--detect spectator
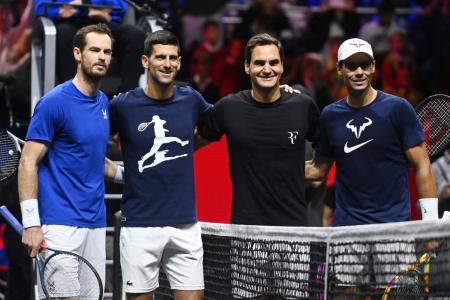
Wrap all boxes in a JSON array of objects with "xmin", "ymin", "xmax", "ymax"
[
  {"xmin": 0, "ymin": 0, "xmax": 31, "ymax": 75},
  {"xmin": 0, "ymin": 2, "xmax": 34, "ymax": 295},
  {"xmin": 381, "ymin": 30, "xmax": 420, "ymax": 105},
  {"xmin": 234, "ymin": 0, "xmax": 293, "ymax": 40},
  {"xmin": 0, "ymin": 0, "xmax": 32, "ymax": 124},
  {"xmin": 305, "ymin": 0, "xmax": 360, "ymax": 52},
  {"xmin": 359, "ymin": 0, "xmax": 405, "ymax": 63},
  {"xmin": 190, "ymin": 20, "xmax": 225, "ymax": 77},
  {"xmin": 34, "ymin": 0, "xmax": 145, "ymax": 94},
  {"xmin": 188, "ymin": 51, "xmax": 220, "ymax": 104},
  {"xmin": 211, "ymin": 38, "xmax": 249, "ymax": 97},
  {"xmin": 359, "ymin": 0, "xmax": 406, "ymax": 88},
  {"xmin": 298, "ymin": 52, "xmax": 333, "ymax": 111},
  {"xmin": 322, "ymin": 36, "xmax": 347, "ymax": 100},
  {"xmin": 410, "ymin": 0, "xmax": 450, "ymax": 96}
]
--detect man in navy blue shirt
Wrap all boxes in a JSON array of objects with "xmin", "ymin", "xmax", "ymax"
[
  {"xmin": 305, "ymin": 37, "xmax": 438, "ymax": 296},
  {"xmin": 110, "ymin": 30, "xmax": 211, "ymax": 300},
  {"xmin": 306, "ymin": 37, "xmax": 438, "ymax": 225}
]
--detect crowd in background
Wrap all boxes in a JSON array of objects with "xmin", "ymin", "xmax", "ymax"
[
  {"xmin": 1, "ymin": 0, "xmax": 450, "ymax": 113},
  {"xmin": 173, "ymin": 0, "xmax": 450, "ymax": 108},
  {"xmin": 0, "ymin": 0, "xmax": 450, "ymax": 297},
  {"xmin": 0, "ymin": 0, "xmax": 449, "ymax": 235}
]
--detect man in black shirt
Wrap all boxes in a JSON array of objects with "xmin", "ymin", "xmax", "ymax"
[
  {"xmin": 197, "ymin": 33, "xmax": 321, "ymax": 299},
  {"xmin": 198, "ymin": 33, "xmax": 320, "ymax": 227}
]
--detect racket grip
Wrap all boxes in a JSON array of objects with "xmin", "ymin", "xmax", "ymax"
[{"xmin": 0, "ymin": 205, "xmax": 24, "ymax": 235}]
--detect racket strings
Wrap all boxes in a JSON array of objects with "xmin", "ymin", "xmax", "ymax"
[
  {"xmin": 416, "ymin": 95, "xmax": 450, "ymax": 158},
  {"xmin": 40, "ymin": 252, "xmax": 101, "ymax": 299},
  {"xmin": 385, "ymin": 257, "xmax": 433, "ymax": 299},
  {"xmin": 0, "ymin": 131, "xmax": 20, "ymax": 181}
]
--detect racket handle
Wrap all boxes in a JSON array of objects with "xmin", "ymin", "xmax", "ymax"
[{"xmin": 0, "ymin": 205, "xmax": 24, "ymax": 235}]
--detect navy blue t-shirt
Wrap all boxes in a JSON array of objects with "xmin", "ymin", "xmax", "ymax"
[
  {"xmin": 317, "ymin": 91, "xmax": 424, "ymax": 226},
  {"xmin": 110, "ymin": 86, "xmax": 212, "ymax": 226},
  {"xmin": 26, "ymin": 80, "xmax": 110, "ymax": 227}
]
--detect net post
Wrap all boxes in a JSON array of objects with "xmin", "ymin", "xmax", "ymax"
[
  {"xmin": 113, "ymin": 210, "xmax": 122, "ymax": 300},
  {"xmin": 323, "ymin": 232, "xmax": 332, "ymax": 300}
]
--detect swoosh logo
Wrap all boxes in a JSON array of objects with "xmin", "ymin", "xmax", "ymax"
[{"xmin": 344, "ymin": 139, "xmax": 374, "ymax": 153}]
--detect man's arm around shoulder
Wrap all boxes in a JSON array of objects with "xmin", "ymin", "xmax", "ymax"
[{"xmin": 305, "ymin": 154, "xmax": 334, "ymax": 184}]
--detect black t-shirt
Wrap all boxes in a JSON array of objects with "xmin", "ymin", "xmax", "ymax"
[{"xmin": 198, "ymin": 90, "xmax": 320, "ymax": 226}]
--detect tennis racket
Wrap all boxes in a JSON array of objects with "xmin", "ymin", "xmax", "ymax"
[
  {"xmin": 415, "ymin": 94, "xmax": 450, "ymax": 161},
  {"xmin": 0, "ymin": 130, "xmax": 24, "ymax": 182},
  {"xmin": 0, "ymin": 205, "xmax": 103, "ymax": 300},
  {"xmin": 382, "ymin": 252, "xmax": 434, "ymax": 300}
]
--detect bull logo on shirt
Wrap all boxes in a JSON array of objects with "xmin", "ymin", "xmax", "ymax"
[
  {"xmin": 343, "ymin": 117, "xmax": 374, "ymax": 153},
  {"xmin": 346, "ymin": 117, "xmax": 372, "ymax": 139},
  {"xmin": 137, "ymin": 115, "xmax": 189, "ymax": 172}
]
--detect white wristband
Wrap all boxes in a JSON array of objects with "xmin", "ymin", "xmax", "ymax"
[
  {"xmin": 442, "ymin": 211, "xmax": 450, "ymax": 220},
  {"xmin": 113, "ymin": 165, "xmax": 124, "ymax": 184},
  {"xmin": 419, "ymin": 198, "xmax": 439, "ymax": 220},
  {"xmin": 20, "ymin": 199, "xmax": 41, "ymax": 228}
]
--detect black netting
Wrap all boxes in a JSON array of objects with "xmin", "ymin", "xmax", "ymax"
[{"xmin": 155, "ymin": 221, "xmax": 450, "ymax": 299}]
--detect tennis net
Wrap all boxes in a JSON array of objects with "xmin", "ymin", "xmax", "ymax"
[{"xmin": 154, "ymin": 220, "xmax": 450, "ymax": 299}]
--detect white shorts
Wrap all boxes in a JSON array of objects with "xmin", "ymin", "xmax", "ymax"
[
  {"xmin": 120, "ymin": 223, "xmax": 204, "ymax": 293},
  {"xmin": 39, "ymin": 225, "xmax": 106, "ymax": 300}
]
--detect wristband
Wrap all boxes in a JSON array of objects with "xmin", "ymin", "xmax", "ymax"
[
  {"xmin": 20, "ymin": 199, "xmax": 41, "ymax": 228},
  {"xmin": 443, "ymin": 211, "xmax": 450, "ymax": 220},
  {"xmin": 113, "ymin": 165, "xmax": 124, "ymax": 184},
  {"xmin": 419, "ymin": 198, "xmax": 439, "ymax": 220}
]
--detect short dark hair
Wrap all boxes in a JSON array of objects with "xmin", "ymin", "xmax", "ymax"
[
  {"xmin": 144, "ymin": 30, "xmax": 180, "ymax": 56},
  {"xmin": 73, "ymin": 23, "xmax": 113, "ymax": 52},
  {"xmin": 244, "ymin": 33, "xmax": 284, "ymax": 63}
]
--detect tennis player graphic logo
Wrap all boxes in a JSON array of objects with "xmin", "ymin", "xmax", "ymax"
[
  {"xmin": 138, "ymin": 115, "xmax": 189, "ymax": 172},
  {"xmin": 344, "ymin": 117, "xmax": 374, "ymax": 153}
]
